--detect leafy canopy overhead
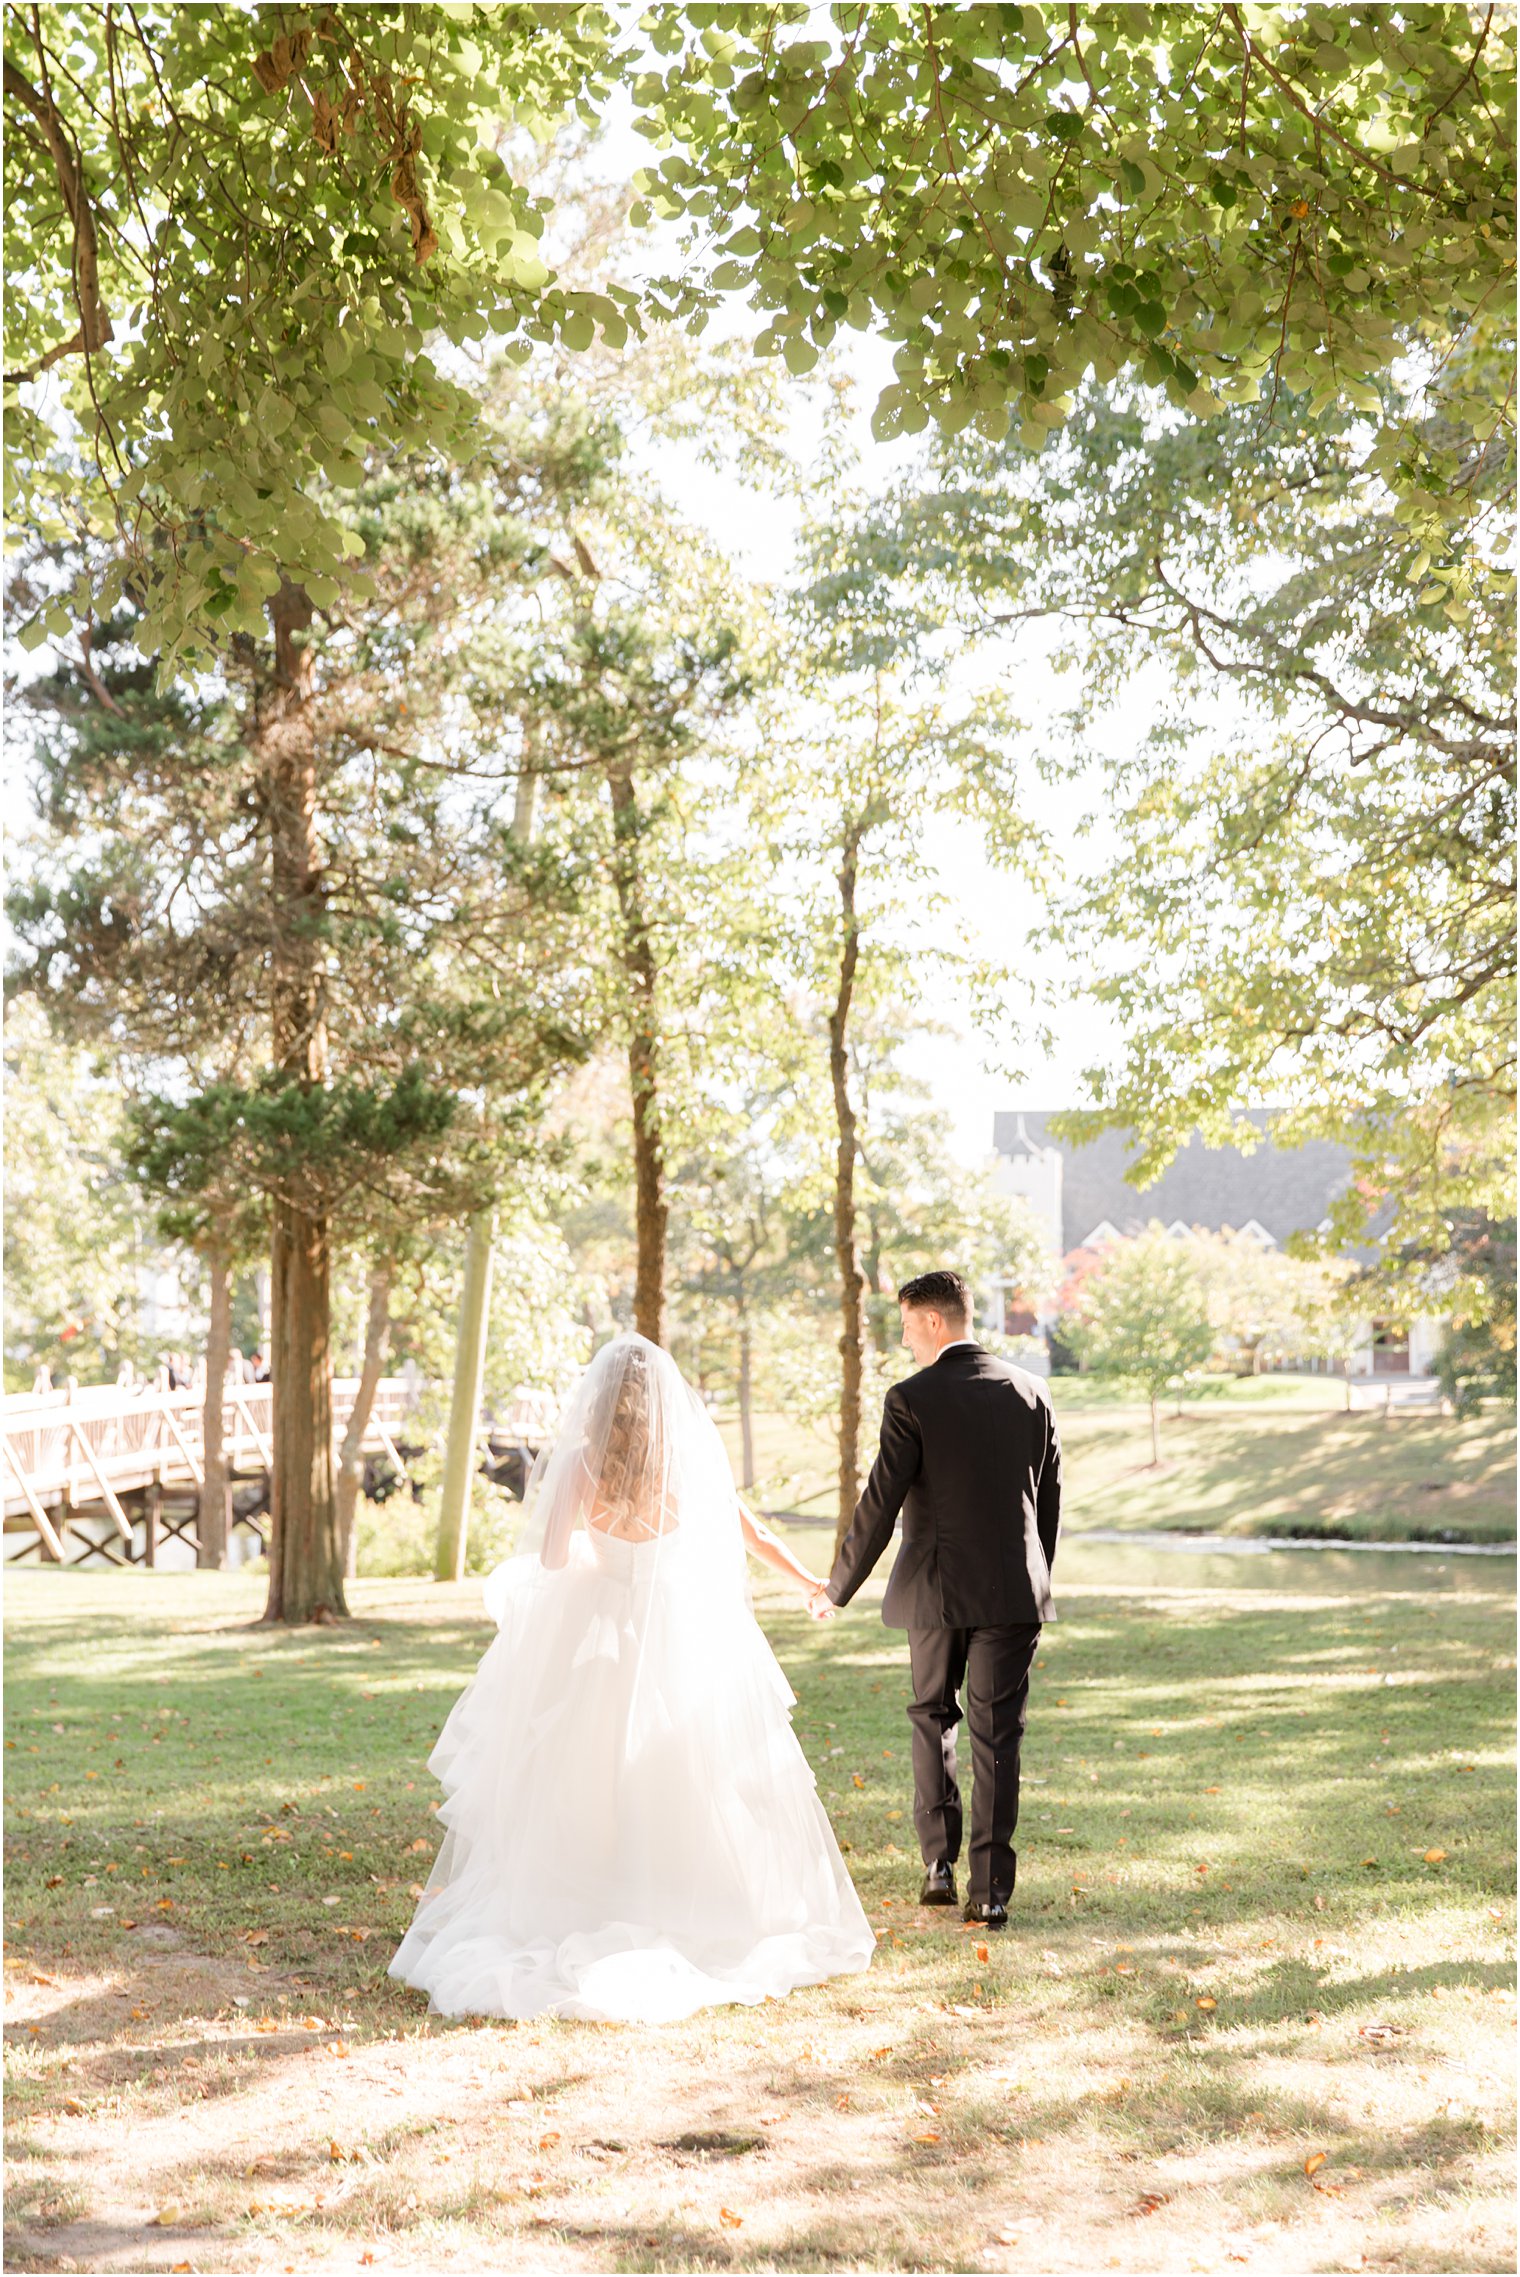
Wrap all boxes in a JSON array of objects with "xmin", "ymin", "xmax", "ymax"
[
  {"xmin": 4, "ymin": 3, "xmax": 634, "ymax": 666},
  {"xmin": 637, "ymin": 4, "xmax": 1514, "ymax": 464},
  {"xmin": 6, "ymin": 2, "xmax": 1513, "ymax": 666}
]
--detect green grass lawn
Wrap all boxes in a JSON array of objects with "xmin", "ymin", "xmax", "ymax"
[
  {"xmin": 4, "ymin": 1558, "xmax": 1514, "ymax": 2274},
  {"xmin": 717, "ymin": 1380, "xmax": 1518, "ymax": 1546}
]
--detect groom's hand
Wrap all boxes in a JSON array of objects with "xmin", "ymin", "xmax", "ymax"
[{"xmin": 807, "ymin": 1583, "xmax": 837, "ymax": 1622}]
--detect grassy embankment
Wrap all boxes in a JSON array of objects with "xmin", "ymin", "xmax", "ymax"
[
  {"xmin": 719, "ymin": 1375, "xmax": 1517, "ymax": 1546},
  {"xmin": 4, "ymin": 1558, "xmax": 1514, "ymax": 2274}
]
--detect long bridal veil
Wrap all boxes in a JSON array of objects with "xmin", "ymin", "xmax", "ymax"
[{"xmin": 387, "ymin": 1331, "xmax": 874, "ymax": 2022}]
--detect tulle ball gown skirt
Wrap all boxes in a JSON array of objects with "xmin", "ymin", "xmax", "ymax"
[{"xmin": 388, "ymin": 1529, "xmax": 875, "ymax": 2023}]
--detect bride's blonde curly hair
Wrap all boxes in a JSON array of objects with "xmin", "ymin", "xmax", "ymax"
[{"xmin": 584, "ymin": 1339, "xmax": 674, "ymax": 1537}]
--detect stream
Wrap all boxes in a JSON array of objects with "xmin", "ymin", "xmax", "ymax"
[{"xmin": 1056, "ymin": 1530, "xmax": 1516, "ymax": 1597}]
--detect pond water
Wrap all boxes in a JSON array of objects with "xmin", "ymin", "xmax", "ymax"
[{"xmin": 1056, "ymin": 1530, "xmax": 1516, "ymax": 1598}]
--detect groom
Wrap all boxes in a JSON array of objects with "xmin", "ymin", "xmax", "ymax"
[{"xmin": 811, "ymin": 1270, "xmax": 1061, "ymax": 1929}]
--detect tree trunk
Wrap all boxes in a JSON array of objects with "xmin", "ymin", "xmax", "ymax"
[
  {"xmin": 435, "ymin": 1214, "xmax": 495, "ymax": 1582},
  {"xmin": 1149, "ymin": 1391, "xmax": 1161, "ymax": 1467},
  {"xmin": 737, "ymin": 1296, "xmax": 756, "ymax": 1491},
  {"xmin": 434, "ymin": 754, "xmax": 538, "ymax": 1584},
  {"xmin": 197, "ymin": 1247, "xmax": 232, "ymax": 1569},
  {"xmin": 830, "ymin": 818, "xmax": 867, "ymax": 1551},
  {"xmin": 863, "ymin": 1215, "xmax": 890, "ymax": 1355},
  {"xmin": 337, "ymin": 1263, "xmax": 393, "ymax": 1580},
  {"xmin": 606, "ymin": 761, "xmax": 667, "ymax": 1344},
  {"xmin": 259, "ymin": 580, "xmax": 345, "ymax": 1624}
]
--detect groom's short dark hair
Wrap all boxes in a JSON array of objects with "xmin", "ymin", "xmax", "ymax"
[{"xmin": 898, "ymin": 1270, "xmax": 972, "ymax": 1323}]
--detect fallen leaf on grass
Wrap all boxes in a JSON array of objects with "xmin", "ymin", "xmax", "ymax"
[
  {"xmin": 1195, "ymin": 1996, "xmax": 1216, "ymax": 2011},
  {"xmin": 538, "ymin": 2132, "xmax": 560, "ymax": 2151},
  {"xmin": 913, "ymin": 2130, "xmax": 941, "ymax": 2144},
  {"xmin": 975, "ymin": 1943, "xmax": 990, "ymax": 1963},
  {"xmin": 719, "ymin": 2208, "xmax": 743, "ymax": 2228},
  {"xmin": 1357, "ymin": 2020, "xmax": 1405, "ymax": 2046},
  {"xmin": 242, "ymin": 1931, "xmax": 269, "ymax": 1947},
  {"xmin": 89, "ymin": 1904, "xmax": 115, "ymax": 1918},
  {"xmin": 1129, "ymin": 2192, "xmax": 1170, "ymax": 2217},
  {"xmin": 149, "ymin": 2201, "xmax": 184, "ymax": 2226},
  {"xmin": 1423, "ymin": 1848, "xmax": 1448, "ymax": 1863},
  {"xmin": 61, "ymin": 2096, "xmax": 87, "ymax": 2115},
  {"xmin": 403, "ymin": 1838, "xmax": 432, "ymax": 1855},
  {"xmin": 1303, "ymin": 2151, "xmax": 1327, "ymax": 2177}
]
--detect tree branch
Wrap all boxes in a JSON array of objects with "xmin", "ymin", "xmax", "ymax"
[{"xmin": 2, "ymin": 52, "xmax": 113, "ymax": 383}]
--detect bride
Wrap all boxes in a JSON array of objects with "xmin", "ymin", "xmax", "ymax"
[{"xmin": 388, "ymin": 1332, "xmax": 875, "ymax": 2023}]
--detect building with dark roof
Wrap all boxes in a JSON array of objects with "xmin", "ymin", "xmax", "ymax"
[
  {"xmin": 988, "ymin": 1111, "xmax": 1443, "ymax": 1379},
  {"xmin": 991, "ymin": 1109, "xmax": 1354, "ymax": 1256}
]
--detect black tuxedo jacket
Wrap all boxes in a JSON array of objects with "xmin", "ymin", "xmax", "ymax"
[{"xmin": 825, "ymin": 1343, "xmax": 1062, "ymax": 1629}]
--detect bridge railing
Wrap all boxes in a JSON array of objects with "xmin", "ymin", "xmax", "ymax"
[
  {"xmin": 2, "ymin": 1376, "xmax": 561, "ymax": 1521},
  {"xmin": 1, "ymin": 1378, "xmax": 416, "ymax": 1514}
]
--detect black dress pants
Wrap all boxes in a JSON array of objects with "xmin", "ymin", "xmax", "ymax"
[{"xmin": 906, "ymin": 1623, "xmax": 1041, "ymax": 1905}]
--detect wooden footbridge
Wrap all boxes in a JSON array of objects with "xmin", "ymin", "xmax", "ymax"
[
  {"xmin": 0, "ymin": 1378, "xmax": 428, "ymax": 1568},
  {"xmin": 2, "ymin": 1380, "xmax": 563, "ymax": 1574}
]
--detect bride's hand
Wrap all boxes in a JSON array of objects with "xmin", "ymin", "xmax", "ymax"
[{"xmin": 806, "ymin": 1581, "xmax": 837, "ymax": 1621}]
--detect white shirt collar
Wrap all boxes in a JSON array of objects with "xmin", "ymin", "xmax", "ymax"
[{"xmin": 934, "ymin": 1337, "xmax": 979, "ymax": 1360}]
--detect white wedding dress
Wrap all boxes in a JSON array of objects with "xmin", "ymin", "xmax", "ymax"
[{"xmin": 388, "ymin": 1335, "xmax": 874, "ymax": 2023}]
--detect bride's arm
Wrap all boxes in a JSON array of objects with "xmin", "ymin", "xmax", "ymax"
[{"xmin": 736, "ymin": 1496, "xmax": 828, "ymax": 1597}]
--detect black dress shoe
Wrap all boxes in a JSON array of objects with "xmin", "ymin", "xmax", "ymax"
[
  {"xmin": 919, "ymin": 1859, "xmax": 957, "ymax": 1906},
  {"xmin": 963, "ymin": 1898, "xmax": 1009, "ymax": 1929}
]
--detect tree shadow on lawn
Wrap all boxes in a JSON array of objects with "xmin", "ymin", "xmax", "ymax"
[
  {"xmin": 1087, "ymin": 1400, "xmax": 1516, "ymax": 1536},
  {"xmin": 9, "ymin": 1946, "xmax": 1511, "ymax": 2276}
]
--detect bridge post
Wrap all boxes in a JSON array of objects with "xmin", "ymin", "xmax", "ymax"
[{"xmin": 145, "ymin": 1480, "xmax": 160, "ymax": 1568}]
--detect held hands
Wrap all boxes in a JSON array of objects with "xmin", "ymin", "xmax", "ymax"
[{"xmin": 806, "ymin": 1581, "xmax": 838, "ymax": 1622}]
